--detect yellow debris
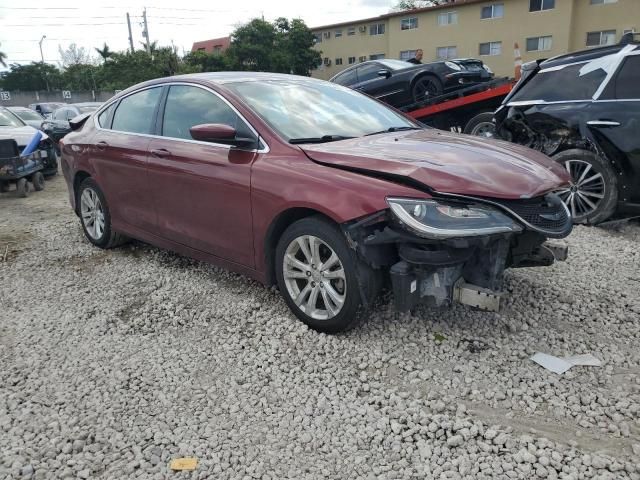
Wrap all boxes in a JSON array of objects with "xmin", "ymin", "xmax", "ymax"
[{"xmin": 169, "ymin": 457, "xmax": 198, "ymax": 471}]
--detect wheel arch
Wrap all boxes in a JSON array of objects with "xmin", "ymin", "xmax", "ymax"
[
  {"xmin": 73, "ymin": 170, "xmax": 92, "ymax": 214},
  {"xmin": 263, "ymin": 207, "xmax": 339, "ymax": 286}
]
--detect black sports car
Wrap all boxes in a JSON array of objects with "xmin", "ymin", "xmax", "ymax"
[
  {"xmin": 494, "ymin": 37, "xmax": 640, "ymax": 224},
  {"xmin": 329, "ymin": 58, "xmax": 493, "ymax": 108}
]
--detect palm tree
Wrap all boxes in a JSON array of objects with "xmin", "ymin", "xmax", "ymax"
[
  {"xmin": 0, "ymin": 42, "xmax": 7, "ymax": 68},
  {"xmin": 94, "ymin": 43, "xmax": 113, "ymax": 62}
]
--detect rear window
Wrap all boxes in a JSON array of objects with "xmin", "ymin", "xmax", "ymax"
[{"xmin": 510, "ymin": 62, "xmax": 607, "ymax": 102}]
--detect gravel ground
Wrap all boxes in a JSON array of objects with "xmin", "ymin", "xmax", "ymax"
[{"xmin": 1, "ymin": 175, "xmax": 639, "ymax": 480}]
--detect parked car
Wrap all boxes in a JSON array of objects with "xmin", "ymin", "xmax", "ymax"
[
  {"xmin": 0, "ymin": 106, "xmax": 57, "ymax": 176},
  {"xmin": 329, "ymin": 58, "xmax": 494, "ymax": 108},
  {"xmin": 28, "ymin": 102, "xmax": 66, "ymax": 119},
  {"xmin": 494, "ymin": 40, "xmax": 640, "ymax": 224},
  {"xmin": 42, "ymin": 102, "xmax": 102, "ymax": 147},
  {"xmin": 60, "ymin": 73, "xmax": 571, "ymax": 333},
  {"xmin": 7, "ymin": 106, "xmax": 45, "ymax": 130}
]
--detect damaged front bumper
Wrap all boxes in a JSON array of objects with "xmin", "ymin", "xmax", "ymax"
[{"xmin": 345, "ymin": 194, "xmax": 571, "ymax": 313}]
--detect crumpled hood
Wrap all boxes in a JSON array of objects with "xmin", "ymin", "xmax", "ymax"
[
  {"xmin": 300, "ymin": 129, "xmax": 570, "ymax": 199},
  {"xmin": 0, "ymin": 125, "xmax": 48, "ymax": 146}
]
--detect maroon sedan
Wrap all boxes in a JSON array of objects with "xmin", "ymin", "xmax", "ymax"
[{"xmin": 60, "ymin": 72, "xmax": 572, "ymax": 333}]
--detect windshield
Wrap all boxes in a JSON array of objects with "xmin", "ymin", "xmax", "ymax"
[
  {"xmin": 13, "ymin": 109, "xmax": 43, "ymax": 121},
  {"xmin": 78, "ymin": 106, "xmax": 99, "ymax": 113},
  {"xmin": 0, "ymin": 109, "xmax": 25, "ymax": 127},
  {"xmin": 377, "ymin": 59, "xmax": 414, "ymax": 71},
  {"xmin": 225, "ymin": 79, "xmax": 417, "ymax": 141}
]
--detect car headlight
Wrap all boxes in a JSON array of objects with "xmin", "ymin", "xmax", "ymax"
[
  {"xmin": 483, "ymin": 64, "xmax": 493, "ymax": 74},
  {"xmin": 444, "ymin": 61, "xmax": 462, "ymax": 71},
  {"xmin": 386, "ymin": 197, "xmax": 521, "ymax": 239}
]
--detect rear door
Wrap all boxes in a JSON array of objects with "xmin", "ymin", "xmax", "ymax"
[
  {"xmin": 591, "ymin": 53, "xmax": 640, "ymax": 203},
  {"xmin": 354, "ymin": 63, "xmax": 407, "ymax": 106},
  {"xmin": 91, "ymin": 87, "xmax": 162, "ymax": 232},
  {"xmin": 145, "ymin": 83, "xmax": 256, "ymax": 267}
]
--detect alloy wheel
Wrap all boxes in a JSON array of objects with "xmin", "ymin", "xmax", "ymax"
[
  {"xmin": 413, "ymin": 78, "xmax": 440, "ymax": 102},
  {"xmin": 80, "ymin": 187, "xmax": 105, "ymax": 240},
  {"xmin": 282, "ymin": 235, "xmax": 346, "ymax": 320},
  {"xmin": 556, "ymin": 159, "xmax": 605, "ymax": 219},
  {"xmin": 470, "ymin": 122, "xmax": 496, "ymax": 138}
]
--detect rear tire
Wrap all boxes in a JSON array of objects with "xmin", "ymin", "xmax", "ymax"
[
  {"xmin": 16, "ymin": 178, "xmax": 30, "ymax": 198},
  {"xmin": 77, "ymin": 178, "xmax": 128, "ymax": 249},
  {"xmin": 552, "ymin": 149, "xmax": 617, "ymax": 224},
  {"xmin": 275, "ymin": 216, "xmax": 380, "ymax": 333},
  {"xmin": 411, "ymin": 75, "xmax": 443, "ymax": 104},
  {"xmin": 464, "ymin": 112, "xmax": 496, "ymax": 137},
  {"xmin": 32, "ymin": 172, "xmax": 45, "ymax": 191}
]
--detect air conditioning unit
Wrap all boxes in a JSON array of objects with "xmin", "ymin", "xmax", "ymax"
[
  {"xmin": 359, "ymin": 25, "xmax": 367, "ymax": 33},
  {"xmin": 323, "ymin": 57, "xmax": 332, "ymax": 66}
]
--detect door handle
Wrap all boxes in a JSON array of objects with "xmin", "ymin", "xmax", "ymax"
[
  {"xmin": 96, "ymin": 141, "xmax": 108, "ymax": 151},
  {"xmin": 586, "ymin": 120, "xmax": 621, "ymax": 127},
  {"xmin": 150, "ymin": 148, "xmax": 171, "ymax": 158}
]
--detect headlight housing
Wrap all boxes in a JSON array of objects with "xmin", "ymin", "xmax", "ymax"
[
  {"xmin": 445, "ymin": 61, "xmax": 462, "ymax": 71},
  {"xmin": 387, "ymin": 197, "xmax": 521, "ymax": 239}
]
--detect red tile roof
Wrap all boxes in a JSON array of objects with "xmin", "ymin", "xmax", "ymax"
[{"xmin": 191, "ymin": 36, "xmax": 231, "ymax": 53}]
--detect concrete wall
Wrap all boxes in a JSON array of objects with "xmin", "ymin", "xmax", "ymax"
[
  {"xmin": 0, "ymin": 90, "xmax": 117, "ymax": 107},
  {"xmin": 312, "ymin": 0, "xmax": 638, "ymax": 80}
]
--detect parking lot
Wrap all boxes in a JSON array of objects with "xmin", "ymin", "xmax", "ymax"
[{"xmin": 0, "ymin": 175, "xmax": 639, "ymax": 479}]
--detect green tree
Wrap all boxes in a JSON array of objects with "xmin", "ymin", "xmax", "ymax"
[
  {"xmin": 226, "ymin": 17, "xmax": 320, "ymax": 75},
  {"xmin": 0, "ymin": 43, "xmax": 7, "ymax": 68},
  {"xmin": 95, "ymin": 43, "xmax": 113, "ymax": 62},
  {"xmin": 391, "ymin": 0, "xmax": 453, "ymax": 11},
  {"xmin": 58, "ymin": 43, "xmax": 92, "ymax": 67},
  {"xmin": 0, "ymin": 62, "xmax": 62, "ymax": 91},
  {"xmin": 62, "ymin": 63, "xmax": 100, "ymax": 90},
  {"xmin": 183, "ymin": 50, "xmax": 229, "ymax": 73}
]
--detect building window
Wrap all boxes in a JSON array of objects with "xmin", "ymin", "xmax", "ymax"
[
  {"xmin": 481, "ymin": 4, "xmax": 504, "ymax": 19},
  {"xmin": 335, "ymin": 29, "xmax": 343, "ymax": 38},
  {"xmin": 400, "ymin": 50, "xmax": 417, "ymax": 60},
  {"xmin": 323, "ymin": 57, "xmax": 331, "ymax": 66},
  {"xmin": 347, "ymin": 26, "xmax": 356, "ymax": 36},
  {"xmin": 437, "ymin": 11, "xmax": 457, "ymax": 25},
  {"xmin": 479, "ymin": 41, "xmax": 502, "ymax": 56},
  {"xmin": 323, "ymin": 31, "xmax": 331, "ymax": 39},
  {"xmin": 401, "ymin": 17, "xmax": 418, "ymax": 30},
  {"xmin": 335, "ymin": 58, "xmax": 343, "ymax": 65},
  {"xmin": 370, "ymin": 23, "xmax": 385, "ymax": 35},
  {"xmin": 590, "ymin": 0, "xmax": 617, "ymax": 4},
  {"xmin": 314, "ymin": 33, "xmax": 322, "ymax": 43},
  {"xmin": 437, "ymin": 46, "xmax": 458, "ymax": 59},
  {"xmin": 358, "ymin": 55, "xmax": 367, "ymax": 62},
  {"xmin": 586, "ymin": 30, "xmax": 617, "ymax": 46},
  {"xmin": 348, "ymin": 56, "xmax": 356, "ymax": 64},
  {"xmin": 529, "ymin": 0, "xmax": 555, "ymax": 11},
  {"xmin": 369, "ymin": 53, "xmax": 385, "ymax": 60},
  {"xmin": 526, "ymin": 36, "xmax": 553, "ymax": 52}
]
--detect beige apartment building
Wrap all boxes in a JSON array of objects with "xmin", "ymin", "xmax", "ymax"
[{"xmin": 310, "ymin": 0, "xmax": 639, "ymax": 80}]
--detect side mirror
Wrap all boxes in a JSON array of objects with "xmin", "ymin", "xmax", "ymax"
[
  {"xmin": 190, "ymin": 123, "xmax": 257, "ymax": 148},
  {"xmin": 378, "ymin": 69, "xmax": 392, "ymax": 79}
]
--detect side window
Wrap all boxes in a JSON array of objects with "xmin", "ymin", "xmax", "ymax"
[
  {"xmin": 112, "ymin": 87, "xmax": 162, "ymax": 134},
  {"xmin": 66, "ymin": 109, "xmax": 78, "ymax": 120},
  {"xmin": 161, "ymin": 85, "xmax": 252, "ymax": 141},
  {"xmin": 613, "ymin": 55, "xmax": 640, "ymax": 99},
  {"xmin": 357, "ymin": 64, "xmax": 381, "ymax": 82},
  {"xmin": 333, "ymin": 69, "xmax": 357, "ymax": 86},
  {"xmin": 53, "ymin": 109, "xmax": 67, "ymax": 120},
  {"xmin": 97, "ymin": 103, "xmax": 116, "ymax": 129},
  {"xmin": 510, "ymin": 62, "xmax": 607, "ymax": 102}
]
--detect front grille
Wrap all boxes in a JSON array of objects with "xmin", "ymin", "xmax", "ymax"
[{"xmin": 492, "ymin": 194, "xmax": 571, "ymax": 236}]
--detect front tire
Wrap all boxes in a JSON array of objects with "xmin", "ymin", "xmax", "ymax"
[
  {"xmin": 411, "ymin": 75, "xmax": 443, "ymax": 104},
  {"xmin": 16, "ymin": 178, "xmax": 30, "ymax": 198},
  {"xmin": 552, "ymin": 149, "xmax": 617, "ymax": 224},
  {"xmin": 77, "ymin": 178, "xmax": 127, "ymax": 248},
  {"xmin": 275, "ymin": 217, "xmax": 379, "ymax": 333},
  {"xmin": 464, "ymin": 112, "xmax": 496, "ymax": 137}
]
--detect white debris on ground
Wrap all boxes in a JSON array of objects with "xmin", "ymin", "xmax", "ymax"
[{"xmin": 1, "ymin": 176, "xmax": 639, "ymax": 480}]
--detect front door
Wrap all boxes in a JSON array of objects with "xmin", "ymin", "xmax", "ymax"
[{"xmin": 146, "ymin": 84, "xmax": 257, "ymax": 267}]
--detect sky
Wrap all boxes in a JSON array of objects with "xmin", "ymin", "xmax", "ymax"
[{"xmin": 0, "ymin": 0, "xmax": 393, "ymax": 71}]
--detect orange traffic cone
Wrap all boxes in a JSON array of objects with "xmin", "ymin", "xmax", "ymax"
[{"xmin": 514, "ymin": 42, "xmax": 522, "ymax": 80}]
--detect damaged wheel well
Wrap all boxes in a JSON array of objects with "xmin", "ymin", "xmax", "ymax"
[
  {"xmin": 73, "ymin": 171, "xmax": 91, "ymax": 214},
  {"xmin": 264, "ymin": 208, "xmax": 335, "ymax": 286}
]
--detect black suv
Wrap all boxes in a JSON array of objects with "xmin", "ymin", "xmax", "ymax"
[{"xmin": 494, "ymin": 37, "xmax": 639, "ymax": 224}]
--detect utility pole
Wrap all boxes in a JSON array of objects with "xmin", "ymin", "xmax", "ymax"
[
  {"xmin": 38, "ymin": 35, "xmax": 46, "ymax": 63},
  {"xmin": 142, "ymin": 8, "xmax": 151, "ymax": 55},
  {"xmin": 126, "ymin": 13, "xmax": 135, "ymax": 53}
]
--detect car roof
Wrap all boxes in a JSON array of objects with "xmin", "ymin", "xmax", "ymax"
[
  {"xmin": 70, "ymin": 102, "xmax": 102, "ymax": 107},
  {"xmin": 542, "ymin": 42, "xmax": 640, "ymax": 69}
]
